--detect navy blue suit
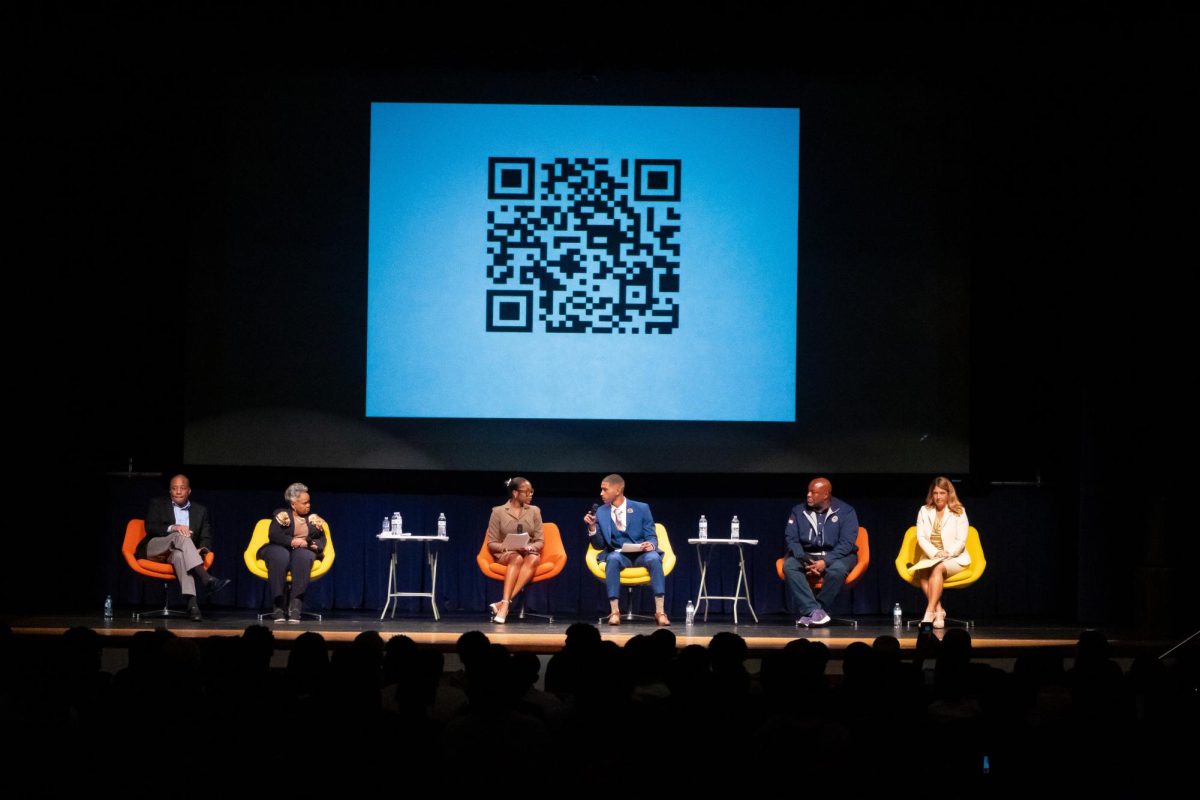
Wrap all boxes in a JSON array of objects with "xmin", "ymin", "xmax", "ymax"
[{"xmin": 589, "ymin": 499, "xmax": 666, "ymax": 599}]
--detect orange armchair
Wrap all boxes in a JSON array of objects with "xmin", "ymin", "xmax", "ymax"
[
  {"xmin": 477, "ymin": 522, "xmax": 567, "ymax": 622},
  {"xmin": 121, "ymin": 519, "xmax": 216, "ymax": 621},
  {"xmin": 775, "ymin": 527, "xmax": 870, "ymax": 628}
]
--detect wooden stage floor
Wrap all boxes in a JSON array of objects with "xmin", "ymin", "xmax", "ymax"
[{"xmin": 5, "ymin": 611, "xmax": 1179, "ymax": 658}]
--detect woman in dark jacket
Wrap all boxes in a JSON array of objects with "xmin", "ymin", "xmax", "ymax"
[{"xmin": 260, "ymin": 482, "xmax": 327, "ymax": 623}]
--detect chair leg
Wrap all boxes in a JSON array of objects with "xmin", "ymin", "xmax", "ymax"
[
  {"xmin": 796, "ymin": 614, "xmax": 859, "ymax": 630},
  {"xmin": 623, "ymin": 586, "xmax": 656, "ymax": 623},
  {"xmin": 595, "ymin": 582, "xmax": 656, "ymax": 625},
  {"xmin": 135, "ymin": 581, "xmax": 188, "ymax": 622},
  {"xmin": 255, "ymin": 580, "xmax": 274, "ymax": 622},
  {"xmin": 255, "ymin": 581, "xmax": 324, "ymax": 623},
  {"xmin": 516, "ymin": 582, "xmax": 554, "ymax": 624},
  {"xmin": 905, "ymin": 616, "xmax": 974, "ymax": 630}
]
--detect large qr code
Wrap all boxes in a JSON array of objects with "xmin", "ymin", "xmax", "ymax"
[{"xmin": 486, "ymin": 157, "xmax": 680, "ymax": 334}]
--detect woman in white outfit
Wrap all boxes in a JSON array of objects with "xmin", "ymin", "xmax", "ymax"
[{"xmin": 913, "ymin": 476, "xmax": 970, "ymax": 629}]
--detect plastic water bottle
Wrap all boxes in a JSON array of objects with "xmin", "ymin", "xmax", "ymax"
[
  {"xmin": 437, "ymin": 513, "xmax": 447, "ymax": 538},
  {"xmin": 685, "ymin": 600, "xmax": 696, "ymax": 626},
  {"xmin": 381, "ymin": 517, "xmax": 391, "ymax": 535},
  {"xmin": 104, "ymin": 595, "xmax": 113, "ymax": 621},
  {"xmin": 392, "ymin": 512, "xmax": 403, "ymax": 536},
  {"xmin": 698, "ymin": 515, "xmax": 708, "ymax": 541},
  {"xmin": 893, "ymin": 602, "xmax": 902, "ymax": 629},
  {"xmin": 730, "ymin": 515, "xmax": 740, "ymax": 540}
]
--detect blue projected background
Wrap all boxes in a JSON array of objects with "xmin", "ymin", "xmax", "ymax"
[{"xmin": 367, "ymin": 103, "xmax": 799, "ymax": 421}]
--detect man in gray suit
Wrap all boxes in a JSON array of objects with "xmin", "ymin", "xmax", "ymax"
[{"xmin": 142, "ymin": 474, "xmax": 229, "ymax": 620}]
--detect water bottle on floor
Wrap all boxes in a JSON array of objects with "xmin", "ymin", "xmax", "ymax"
[
  {"xmin": 893, "ymin": 602, "xmax": 902, "ymax": 630},
  {"xmin": 104, "ymin": 595, "xmax": 113, "ymax": 621},
  {"xmin": 685, "ymin": 600, "xmax": 696, "ymax": 626}
]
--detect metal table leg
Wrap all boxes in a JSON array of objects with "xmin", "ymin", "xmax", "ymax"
[
  {"xmin": 695, "ymin": 545, "xmax": 713, "ymax": 622},
  {"xmin": 428, "ymin": 544, "xmax": 440, "ymax": 622},
  {"xmin": 736, "ymin": 542, "xmax": 759, "ymax": 623}
]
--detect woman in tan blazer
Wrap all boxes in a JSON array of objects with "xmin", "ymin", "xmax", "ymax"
[{"xmin": 485, "ymin": 477, "xmax": 544, "ymax": 623}]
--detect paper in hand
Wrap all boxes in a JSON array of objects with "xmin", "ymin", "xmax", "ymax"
[{"xmin": 503, "ymin": 532, "xmax": 530, "ymax": 551}]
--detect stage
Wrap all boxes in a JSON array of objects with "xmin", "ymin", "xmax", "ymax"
[{"xmin": 5, "ymin": 611, "xmax": 1177, "ymax": 659}]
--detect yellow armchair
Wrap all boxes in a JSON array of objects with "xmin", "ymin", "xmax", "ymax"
[
  {"xmin": 894, "ymin": 525, "xmax": 985, "ymax": 628},
  {"xmin": 244, "ymin": 518, "xmax": 335, "ymax": 621},
  {"xmin": 586, "ymin": 523, "xmax": 675, "ymax": 622}
]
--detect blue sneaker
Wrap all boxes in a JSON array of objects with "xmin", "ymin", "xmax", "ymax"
[
  {"xmin": 796, "ymin": 615, "xmax": 811, "ymax": 626},
  {"xmin": 808, "ymin": 609, "xmax": 831, "ymax": 626}
]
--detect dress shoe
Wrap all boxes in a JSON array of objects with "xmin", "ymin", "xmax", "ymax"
[{"xmin": 204, "ymin": 577, "xmax": 231, "ymax": 599}]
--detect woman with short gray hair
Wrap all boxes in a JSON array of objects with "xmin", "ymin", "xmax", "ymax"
[{"xmin": 259, "ymin": 483, "xmax": 328, "ymax": 622}]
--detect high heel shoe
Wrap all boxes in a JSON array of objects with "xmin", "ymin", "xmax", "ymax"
[
  {"xmin": 921, "ymin": 611, "xmax": 934, "ymax": 624},
  {"xmin": 933, "ymin": 610, "xmax": 946, "ymax": 629},
  {"xmin": 489, "ymin": 599, "xmax": 509, "ymax": 624}
]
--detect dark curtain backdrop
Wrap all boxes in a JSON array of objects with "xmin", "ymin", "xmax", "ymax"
[{"xmin": 87, "ymin": 477, "xmax": 1064, "ymax": 623}]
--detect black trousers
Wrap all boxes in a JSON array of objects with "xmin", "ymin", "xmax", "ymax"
[{"xmin": 258, "ymin": 543, "xmax": 317, "ymax": 604}]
